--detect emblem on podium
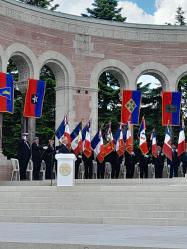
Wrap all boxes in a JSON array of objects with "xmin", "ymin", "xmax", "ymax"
[{"xmin": 59, "ymin": 163, "xmax": 72, "ymax": 176}]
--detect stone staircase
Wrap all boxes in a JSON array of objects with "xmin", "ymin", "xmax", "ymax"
[{"xmin": 0, "ymin": 178, "xmax": 187, "ymax": 226}]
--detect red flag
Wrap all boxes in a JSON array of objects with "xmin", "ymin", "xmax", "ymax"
[{"xmin": 126, "ymin": 122, "xmax": 133, "ymax": 154}]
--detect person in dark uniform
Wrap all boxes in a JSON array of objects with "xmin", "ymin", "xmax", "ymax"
[
  {"xmin": 152, "ymin": 146, "xmax": 165, "ymax": 178},
  {"xmin": 138, "ymin": 149, "xmax": 149, "ymax": 178},
  {"xmin": 43, "ymin": 139, "xmax": 55, "ymax": 179},
  {"xmin": 32, "ymin": 137, "xmax": 43, "ymax": 180},
  {"xmin": 97, "ymin": 157, "xmax": 105, "ymax": 179},
  {"xmin": 17, "ymin": 133, "xmax": 31, "ymax": 180},
  {"xmin": 167, "ymin": 144, "xmax": 180, "ymax": 178},
  {"xmin": 82, "ymin": 152, "xmax": 94, "ymax": 179},
  {"xmin": 125, "ymin": 151, "xmax": 135, "ymax": 178},
  {"xmin": 105, "ymin": 150, "xmax": 118, "ymax": 179},
  {"xmin": 58, "ymin": 136, "xmax": 71, "ymax": 154},
  {"xmin": 180, "ymin": 145, "xmax": 187, "ymax": 177}
]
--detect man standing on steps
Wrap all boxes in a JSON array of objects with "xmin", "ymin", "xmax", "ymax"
[
  {"xmin": 17, "ymin": 133, "xmax": 31, "ymax": 180},
  {"xmin": 32, "ymin": 137, "xmax": 43, "ymax": 180},
  {"xmin": 167, "ymin": 144, "xmax": 180, "ymax": 178}
]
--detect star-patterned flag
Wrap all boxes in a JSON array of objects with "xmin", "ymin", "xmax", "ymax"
[
  {"xmin": 121, "ymin": 90, "xmax": 141, "ymax": 125},
  {"xmin": 23, "ymin": 79, "xmax": 46, "ymax": 118}
]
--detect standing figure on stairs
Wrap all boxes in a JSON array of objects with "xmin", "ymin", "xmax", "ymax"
[
  {"xmin": 32, "ymin": 137, "xmax": 43, "ymax": 180},
  {"xmin": 17, "ymin": 133, "xmax": 31, "ymax": 180}
]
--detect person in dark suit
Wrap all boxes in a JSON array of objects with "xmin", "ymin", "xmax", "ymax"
[
  {"xmin": 97, "ymin": 157, "xmax": 105, "ymax": 179},
  {"xmin": 167, "ymin": 144, "xmax": 180, "ymax": 178},
  {"xmin": 179, "ymin": 145, "xmax": 187, "ymax": 177},
  {"xmin": 105, "ymin": 150, "xmax": 118, "ymax": 179},
  {"xmin": 32, "ymin": 137, "xmax": 43, "ymax": 180},
  {"xmin": 82, "ymin": 152, "xmax": 94, "ymax": 179},
  {"xmin": 17, "ymin": 133, "xmax": 31, "ymax": 180},
  {"xmin": 125, "ymin": 151, "xmax": 135, "ymax": 178},
  {"xmin": 138, "ymin": 149, "xmax": 149, "ymax": 178},
  {"xmin": 43, "ymin": 139, "xmax": 56, "ymax": 179},
  {"xmin": 58, "ymin": 136, "xmax": 71, "ymax": 154},
  {"xmin": 152, "ymin": 146, "xmax": 165, "ymax": 178}
]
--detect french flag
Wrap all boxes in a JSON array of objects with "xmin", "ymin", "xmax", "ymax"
[
  {"xmin": 163, "ymin": 126, "xmax": 172, "ymax": 161},
  {"xmin": 91, "ymin": 130, "xmax": 105, "ymax": 163},
  {"xmin": 82, "ymin": 121, "xmax": 92, "ymax": 158},
  {"xmin": 70, "ymin": 122, "xmax": 82, "ymax": 156},
  {"xmin": 23, "ymin": 79, "xmax": 46, "ymax": 118},
  {"xmin": 55, "ymin": 115, "xmax": 71, "ymax": 145},
  {"xmin": 114, "ymin": 124, "xmax": 125, "ymax": 157},
  {"xmin": 105, "ymin": 122, "xmax": 115, "ymax": 156},
  {"xmin": 125, "ymin": 122, "xmax": 133, "ymax": 154},
  {"xmin": 151, "ymin": 130, "xmax": 157, "ymax": 158},
  {"xmin": 178, "ymin": 119, "xmax": 186, "ymax": 157},
  {"xmin": 138, "ymin": 117, "xmax": 148, "ymax": 155}
]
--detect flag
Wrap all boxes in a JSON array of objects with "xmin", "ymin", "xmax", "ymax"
[
  {"xmin": 104, "ymin": 122, "xmax": 115, "ymax": 156},
  {"xmin": 55, "ymin": 115, "xmax": 71, "ymax": 145},
  {"xmin": 178, "ymin": 119, "xmax": 186, "ymax": 157},
  {"xmin": 114, "ymin": 124, "xmax": 125, "ymax": 157},
  {"xmin": 91, "ymin": 130, "xmax": 105, "ymax": 163},
  {"xmin": 126, "ymin": 122, "xmax": 133, "ymax": 154},
  {"xmin": 70, "ymin": 122, "xmax": 82, "ymax": 156},
  {"xmin": 0, "ymin": 72, "xmax": 14, "ymax": 113},
  {"xmin": 121, "ymin": 90, "xmax": 141, "ymax": 125},
  {"xmin": 23, "ymin": 79, "xmax": 46, "ymax": 118},
  {"xmin": 82, "ymin": 121, "xmax": 92, "ymax": 158},
  {"xmin": 162, "ymin": 91, "xmax": 181, "ymax": 126},
  {"xmin": 163, "ymin": 125, "xmax": 172, "ymax": 161},
  {"xmin": 151, "ymin": 130, "xmax": 157, "ymax": 158},
  {"xmin": 138, "ymin": 117, "xmax": 148, "ymax": 155}
]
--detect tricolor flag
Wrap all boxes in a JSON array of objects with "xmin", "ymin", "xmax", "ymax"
[
  {"xmin": 125, "ymin": 122, "xmax": 133, "ymax": 154},
  {"xmin": 104, "ymin": 122, "xmax": 115, "ymax": 156},
  {"xmin": 0, "ymin": 72, "xmax": 14, "ymax": 113},
  {"xmin": 178, "ymin": 119, "xmax": 186, "ymax": 157},
  {"xmin": 121, "ymin": 90, "xmax": 141, "ymax": 125},
  {"xmin": 23, "ymin": 79, "xmax": 46, "ymax": 118},
  {"xmin": 163, "ymin": 126, "xmax": 172, "ymax": 161},
  {"xmin": 70, "ymin": 122, "xmax": 82, "ymax": 156},
  {"xmin": 162, "ymin": 91, "xmax": 181, "ymax": 126},
  {"xmin": 55, "ymin": 115, "xmax": 71, "ymax": 146},
  {"xmin": 91, "ymin": 130, "xmax": 105, "ymax": 163},
  {"xmin": 151, "ymin": 129, "xmax": 157, "ymax": 158},
  {"xmin": 82, "ymin": 121, "xmax": 92, "ymax": 158},
  {"xmin": 114, "ymin": 124, "xmax": 125, "ymax": 157},
  {"xmin": 138, "ymin": 117, "xmax": 149, "ymax": 155}
]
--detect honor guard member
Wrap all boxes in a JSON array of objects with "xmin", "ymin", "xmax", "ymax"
[
  {"xmin": 32, "ymin": 137, "xmax": 43, "ymax": 180},
  {"xmin": 167, "ymin": 144, "xmax": 180, "ymax": 178},
  {"xmin": 125, "ymin": 151, "xmax": 136, "ymax": 178},
  {"xmin": 43, "ymin": 139, "xmax": 56, "ymax": 179},
  {"xmin": 138, "ymin": 149, "xmax": 150, "ymax": 178},
  {"xmin": 17, "ymin": 133, "xmax": 31, "ymax": 180},
  {"xmin": 152, "ymin": 146, "xmax": 165, "ymax": 178}
]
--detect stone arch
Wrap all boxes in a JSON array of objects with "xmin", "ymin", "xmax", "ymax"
[
  {"xmin": 38, "ymin": 51, "xmax": 75, "ymax": 88},
  {"xmin": 90, "ymin": 59, "xmax": 132, "ymax": 90},
  {"xmin": 0, "ymin": 45, "xmax": 3, "ymax": 71},
  {"xmin": 133, "ymin": 62, "xmax": 170, "ymax": 90},
  {"xmin": 174, "ymin": 64, "xmax": 187, "ymax": 90},
  {"xmin": 38, "ymin": 51, "xmax": 76, "ymax": 130},
  {"xmin": 4, "ymin": 43, "xmax": 37, "ymax": 87}
]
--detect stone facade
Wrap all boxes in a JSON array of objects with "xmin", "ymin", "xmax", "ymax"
[{"xmin": 0, "ymin": 0, "xmax": 187, "ymax": 142}]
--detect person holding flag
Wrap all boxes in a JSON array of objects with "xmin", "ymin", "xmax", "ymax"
[
  {"xmin": 151, "ymin": 130, "xmax": 165, "ymax": 178},
  {"xmin": 124, "ymin": 122, "xmax": 136, "ymax": 179},
  {"xmin": 138, "ymin": 116, "xmax": 150, "ymax": 178},
  {"xmin": 114, "ymin": 124, "xmax": 125, "ymax": 179},
  {"xmin": 82, "ymin": 121, "xmax": 94, "ymax": 179},
  {"xmin": 178, "ymin": 119, "xmax": 187, "ymax": 177},
  {"xmin": 91, "ymin": 130, "xmax": 105, "ymax": 179}
]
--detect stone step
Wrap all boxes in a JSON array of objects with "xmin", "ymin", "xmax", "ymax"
[
  {"xmin": 0, "ymin": 202, "xmax": 186, "ymax": 211},
  {"xmin": 0, "ymin": 215, "xmax": 187, "ymax": 226}
]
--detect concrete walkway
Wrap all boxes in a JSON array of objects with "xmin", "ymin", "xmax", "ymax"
[{"xmin": 0, "ymin": 223, "xmax": 187, "ymax": 249}]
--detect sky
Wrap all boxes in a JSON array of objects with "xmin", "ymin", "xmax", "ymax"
[{"xmin": 54, "ymin": 0, "xmax": 187, "ymax": 25}]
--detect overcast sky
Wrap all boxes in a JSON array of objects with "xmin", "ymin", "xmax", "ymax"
[{"xmin": 54, "ymin": 0, "xmax": 187, "ymax": 25}]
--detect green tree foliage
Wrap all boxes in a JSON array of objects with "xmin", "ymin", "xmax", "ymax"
[
  {"xmin": 175, "ymin": 6, "xmax": 186, "ymax": 26},
  {"xmin": 98, "ymin": 73, "xmax": 120, "ymax": 131},
  {"xmin": 18, "ymin": 0, "xmax": 59, "ymax": 10},
  {"xmin": 82, "ymin": 0, "xmax": 126, "ymax": 22}
]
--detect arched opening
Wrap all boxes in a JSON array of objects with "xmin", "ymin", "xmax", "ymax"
[
  {"xmin": 98, "ymin": 68, "xmax": 127, "ymax": 131},
  {"xmin": 3, "ymin": 54, "xmax": 32, "ymax": 158},
  {"xmin": 136, "ymin": 72, "xmax": 164, "ymax": 146}
]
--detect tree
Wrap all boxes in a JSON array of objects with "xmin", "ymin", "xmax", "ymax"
[
  {"xmin": 175, "ymin": 6, "xmax": 186, "ymax": 26},
  {"xmin": 19, "ymin": 0, "xmax": 59, "ymax": 11},
  {"xmin": 82, "ymin": 0, "xmax": 126, "ymax": 22}
]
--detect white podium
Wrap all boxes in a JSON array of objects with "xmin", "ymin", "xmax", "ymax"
[{"xmin": 55, "ymin": 153, "xmax": 76, "ymax": 187}]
